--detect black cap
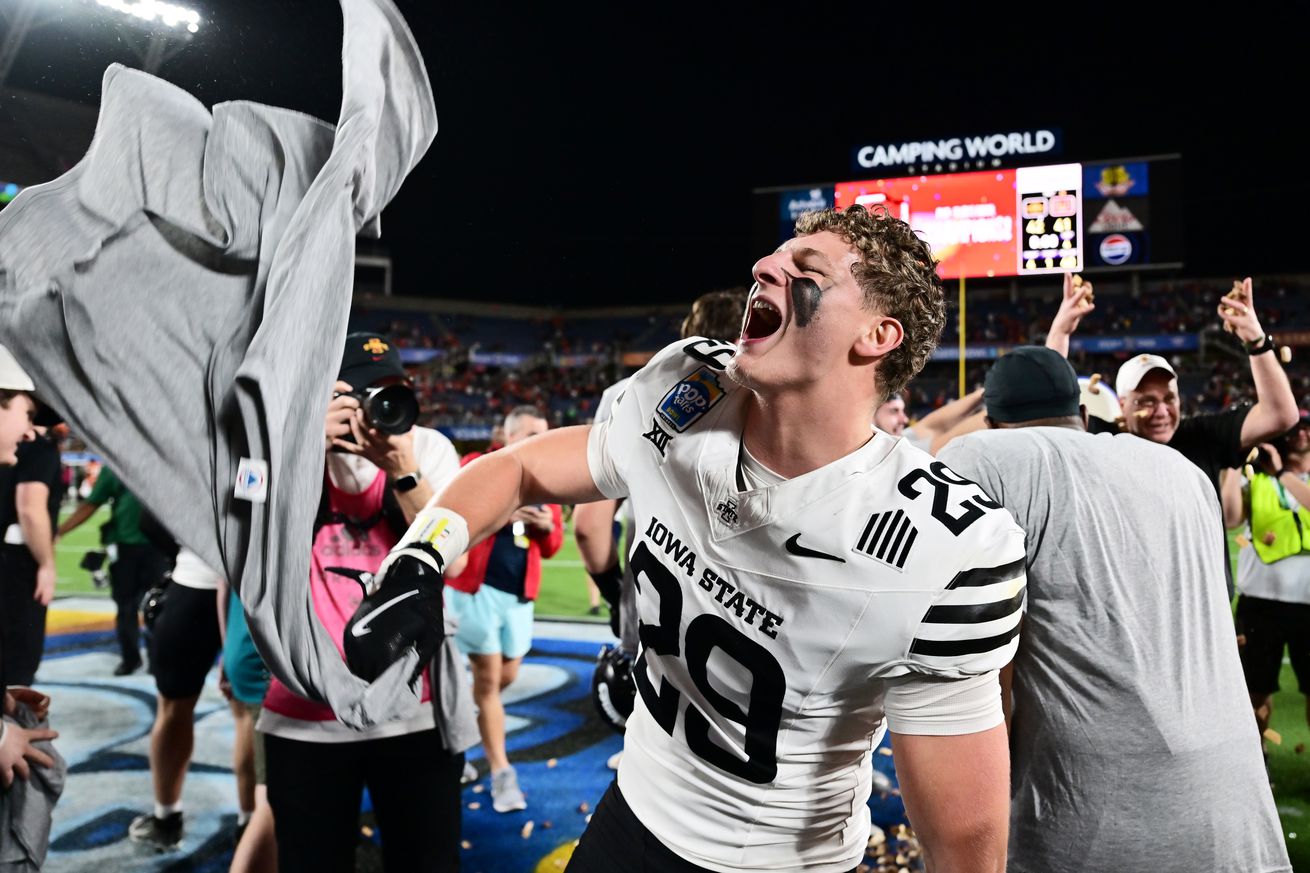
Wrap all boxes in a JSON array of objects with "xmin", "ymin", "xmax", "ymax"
[
  {"xmin": 984, "ymin": 346, "xmax": 1081, "ymax": 423},
  {"xmin": 33, "ymin": 398, "xmax": 63, "ymax": 428},
  {"xmin": 339, "ymin": 332, "xmax": 406, "ymax": 389}
]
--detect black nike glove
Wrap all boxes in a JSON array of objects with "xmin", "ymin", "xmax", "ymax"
[
  {"xmin": 589, "ymin": 563, "xmax": 623, "ymax": 638},
  {"xmin": 340, "ymin": 544, "xmax": 446, "ymax": 685}
]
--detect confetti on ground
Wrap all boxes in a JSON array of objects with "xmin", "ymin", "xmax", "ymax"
[{"xmin": 1265, "ymin": 728, "xmax": 1283, "ymax": 745}]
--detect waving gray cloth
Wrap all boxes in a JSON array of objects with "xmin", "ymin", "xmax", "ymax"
[{"xmin": 0, "ymin": 0, "xmax": 436, "ymax": 728}]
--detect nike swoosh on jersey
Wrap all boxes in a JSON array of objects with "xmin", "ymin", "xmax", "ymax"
[
  {"xmin": 349, "ymin": 588, "xmax": 421, "ymax": 637},
  {"xmin": 783, "ymin": 534, "xmax": 846, "ymax": 563}
]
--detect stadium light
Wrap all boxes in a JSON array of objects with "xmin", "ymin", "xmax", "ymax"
[{"xmin": 93, "ymin": 0, "xmax": 201, "ymax": 34}]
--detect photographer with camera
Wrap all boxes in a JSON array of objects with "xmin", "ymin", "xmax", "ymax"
[{"xmin": 258, "ymin": 333, "xmax": 478, "ymax": 873}]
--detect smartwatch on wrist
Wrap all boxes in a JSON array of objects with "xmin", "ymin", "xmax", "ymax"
[
  {"xmin": 393, "ymin": 469, "xmax": 423, "ymax": 493},
  {"xmin": 1244, "ymin": 334, "xmax": 1275, "ymax": 355}
]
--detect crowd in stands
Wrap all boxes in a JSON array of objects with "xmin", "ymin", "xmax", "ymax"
[
  {"xmin": 348, "ymin": 274, "xmax": 1310, "ymax": 438},
  {"xmin": 348, "ymin": 305, "xmax": 686, "ymax": 431}
]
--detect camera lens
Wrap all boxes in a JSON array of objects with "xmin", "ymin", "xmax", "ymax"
[{"xmin": 364, "ymin": 384, "xmax": 420, "ymax": 435}]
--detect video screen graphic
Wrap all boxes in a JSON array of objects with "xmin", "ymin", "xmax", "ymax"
[
  {"xmin": 834, "ymin": 170, "xmax": 1018, "ymax": 280},
  {"xmin": 758, "ymin": 155, "xmax": 1180, "ymax": 277},
  {"xmin": 1015, "ymin": 163, "xmax": 1083, "ymax": 275}
]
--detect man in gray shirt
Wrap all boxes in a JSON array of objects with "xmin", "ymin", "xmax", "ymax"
[{"xmin": 939, "ymin": 346, "xmax": 1289, "ymax": 873}]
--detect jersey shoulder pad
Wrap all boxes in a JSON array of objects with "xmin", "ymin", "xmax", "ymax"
[
  {"xmin": 882, "ymin": 446, "xmax": 1027, "ymax": 677},
  {"xmin": 881, "ymin": 441, "xmax": 1026, "ymax": 579},
  {"xmin": 624, "ymin": 337, "xmax": 738, "ymax": 434}
]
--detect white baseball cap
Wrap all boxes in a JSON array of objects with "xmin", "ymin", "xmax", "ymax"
[
  {"xmin": 0, "ymin": 344, "xmax": 35, "ymax": 392},
  {"xmin": 1114, "ymin": 353, "xmax": 1177, "ymax": 397},
  {"xmin": 1078, "ymin": 375, "xmax": 1122, "ymax": 422}
]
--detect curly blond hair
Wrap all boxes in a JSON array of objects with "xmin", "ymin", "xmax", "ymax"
[{"xmin": 794, "ymin": 205, "xmax": 945, "ymax": 398}]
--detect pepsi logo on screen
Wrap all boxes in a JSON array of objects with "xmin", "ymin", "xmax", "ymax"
[{"xmin": 1099, "ymin": 234, "xmax": 1133, "ymax": 265}]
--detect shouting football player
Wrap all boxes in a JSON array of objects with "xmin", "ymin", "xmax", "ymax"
[{"xmin": 346, "ymin": 205, "xmax": 1027, "ymax": 873}]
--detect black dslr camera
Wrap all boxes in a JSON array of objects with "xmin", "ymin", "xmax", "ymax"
[
  {"xmin": 334, "ymin": 333, "xmax": 420, "ymax": 446},
  {"xmin": 335, "ymin": 377, "xmax": 420, "ymax": 438}
]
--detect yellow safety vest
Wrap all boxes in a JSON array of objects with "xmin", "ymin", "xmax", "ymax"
[{"xmin": 1250, "ymin": 473, "xmax": 1310, "ymax": 563}]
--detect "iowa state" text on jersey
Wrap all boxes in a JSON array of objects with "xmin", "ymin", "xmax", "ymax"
[{"xmin": 643, "ymin": 516, "xmax": 785, "ymax": 640}]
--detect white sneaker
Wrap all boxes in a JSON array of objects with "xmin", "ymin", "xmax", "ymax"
[
  {"xmin": 461, "ymin": 760, "xmax": 478, "ymax": 784},
  {"xmin": 606, "ymin": 750, "xmax": 623, "ymax": 770},
  {"xmin": 491, "ymin": 765, "xmax": 527, "ymax": 813}
]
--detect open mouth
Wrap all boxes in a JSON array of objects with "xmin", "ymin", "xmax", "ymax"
[{"xmin": 742, "ymin": 297, "xmax": 783, "ymax": 341}]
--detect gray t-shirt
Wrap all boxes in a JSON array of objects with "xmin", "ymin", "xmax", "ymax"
[
  {"xmin": 941, "ymin": 427, "xmax": 1289, "ymax": 873},
  {"xmin": 0, "ymin": 0, "xmax": 441, "ymax": 731}
]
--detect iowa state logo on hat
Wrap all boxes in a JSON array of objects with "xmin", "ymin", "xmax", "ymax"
[{"xmin": 362, "ymin": 337, "xmax": 390, "ymax": 356}]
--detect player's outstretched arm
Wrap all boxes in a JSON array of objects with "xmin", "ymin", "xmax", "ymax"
[
  {"xmin": 891, "ymin": 725, "xmax": 1009, "ymax": 873},
  {"xmin": 434, "ymin": 425, "xmax": 604, "ymax": 547},
  {"xmin": 342, "ymin": 426, "xmax": 605, "ymax": 683}
]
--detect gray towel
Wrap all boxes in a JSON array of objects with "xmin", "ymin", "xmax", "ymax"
[
  {"xmin": 0, "ymin": 705, "xmax": 65, "ymax": 870},
  {"xmin": 0, "ymin": 0, "xmax": 437, "ymax": 729}
]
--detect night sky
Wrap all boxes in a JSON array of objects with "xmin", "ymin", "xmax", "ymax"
[{"xmin": 5, "ymin": 2, "xmax": 1305, "ymax": 306}]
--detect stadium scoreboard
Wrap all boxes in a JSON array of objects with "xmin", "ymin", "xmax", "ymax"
[
  {"xmin": 761, "ymin": 156, "xmax": 1182, "ymax": 280},
  {"xmin": 1015, "ymin": 163, "xmax": 1082, "ymax": 275}
]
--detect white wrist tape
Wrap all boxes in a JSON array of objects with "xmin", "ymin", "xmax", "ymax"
[{"xmin": 379, "ymin": 506, "xmax": 469, "ymax": 579}]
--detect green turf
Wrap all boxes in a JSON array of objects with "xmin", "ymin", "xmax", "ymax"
[
  {"xmin": 536, "ymin": 517, "xmax": 609, "ymax": 622},
  {"xmin": 1268, "ymin": 663, "xmax": 1310, "ymax": 868},
  {"xmin": 54, "ymin": 505, "xmax": 112, "ymax": 598}
]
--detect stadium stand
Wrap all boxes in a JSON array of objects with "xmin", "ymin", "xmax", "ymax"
[{"xmin": 347, "ymin": 274, "xmax": 1310, "ymax": 451}]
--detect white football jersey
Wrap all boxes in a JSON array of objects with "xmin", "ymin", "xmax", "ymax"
[{"xmin": 586, "ymin": 338, "xmax": 1027, "ymax": 872}]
